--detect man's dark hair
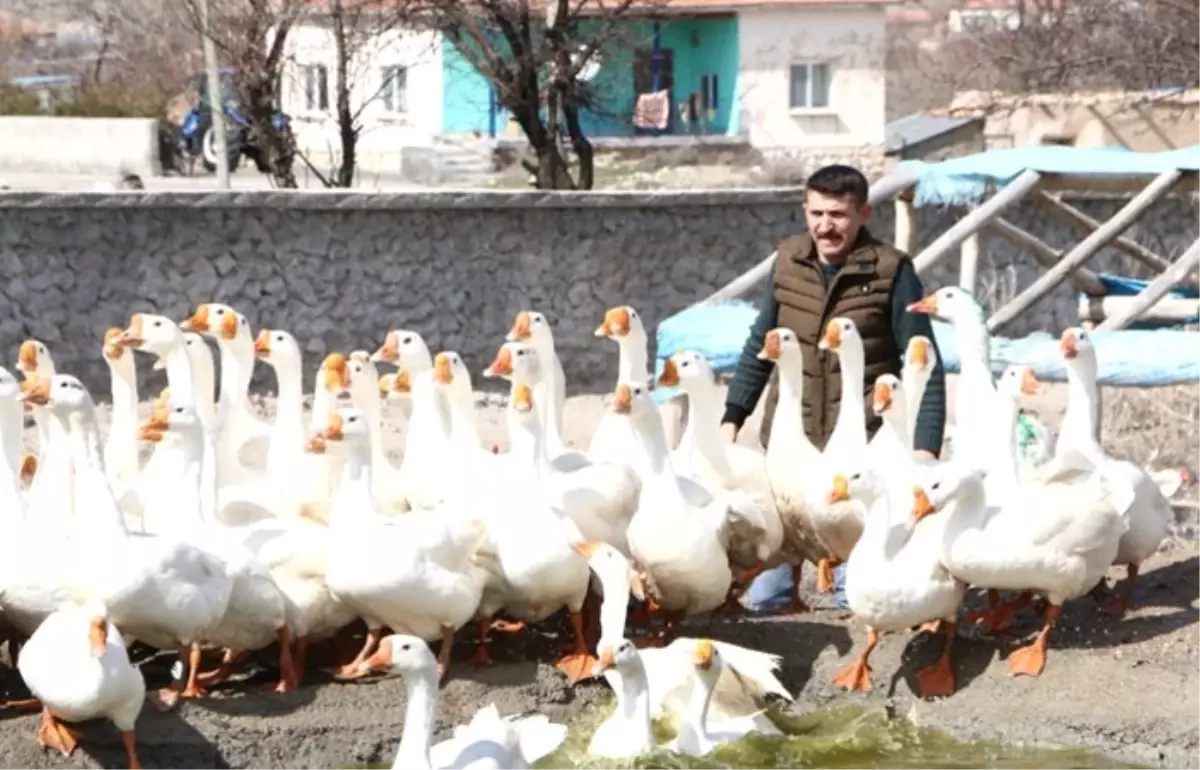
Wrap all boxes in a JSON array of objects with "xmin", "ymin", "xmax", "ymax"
[{"xmin": 805, "ymin": 164, "xmax": 869, "ymax": 207}]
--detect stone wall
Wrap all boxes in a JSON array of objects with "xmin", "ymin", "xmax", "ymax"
[{"xmin": 0, "ymin": 189, "xmax": 1194, "ymax": 400}]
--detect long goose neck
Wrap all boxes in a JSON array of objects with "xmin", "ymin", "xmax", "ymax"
[
  {"xmin": 617, "ymin": 334, "xmax": 649, "ymax": 385},
  {"xmin": 682, "ymin": 382, "xmax": 734, "ymax": 477},
  {"xmin": 397, "ymin": 671, "xmax": 437, "ymax": 770},
  {"xmin": 275, "ymin": 359, "xmax": 304, "ymax": 426},
  {"xmin": 902, "ymin": 369, "xmax": 930, "ymax": 442},
  {"xmin": 108, "ymin": 360, "xmax": 138, "ymax": 418},
  {"xmin": 882, "ymin": 403, "xmax": 912, "ymax": 455},
  {"xmin": 617, "ymin": 662, "xmax": 654, "ymax": 746},
  {"xmin": 174, "ymin": 432, "xmax": 209, "ymax": 529},
  {"xmin": 832, "ymin": 343, "xmax": 867, "ymax": 443},
  {"xmin": 630, "ymin": 409, "xmax": 684, "ymax": 501},
  {"xmin": 331, "ymin": 442, "xmax": 376, "ymax": 527},
  {"xmin": 0, "ymin": 401, "xmax": 23, "ymax": 522},
  {"xmin": 955, "ymin": 315, "xmax": 992, "ymax": 380},
  {"xmin": 989, "ymin": 395, "xmax": 1022, "ymax": 490},
  {"xmin": 164, "ymin": 345, "xmax": 198, "ymax": 408},
  {"xmin": 1061, "ymin": 358, "xmax": 1101, "ymax": 452},
  {"xmin": 215, "ymin": 340, "xmax": 252, "ymax": 416},
  {"xmin": 769, "ymin": 359, "xmax": 817, "ymax": 458},
  {"xmin": 63, "ymin": 409, "xmax": 127, "ymax": 535},
  {"xmin": 677, "ymin": 668, "xmax": 717, "ymax": 751},
  {"xmin": 941, "ymin": 474, "xmax": 988, "ymax": 546}
]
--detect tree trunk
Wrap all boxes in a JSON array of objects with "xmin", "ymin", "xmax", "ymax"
[
  {"xmin": 330, "ymin": 0, "xmax": 357, "ymax": 188},
  {"xmin": 244, "ymin": 80, "xmax": 297, "ymax": 189}
]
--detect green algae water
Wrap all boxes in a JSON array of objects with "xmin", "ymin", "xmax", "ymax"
[{"xmin": 345, "ymin": 700, "xmax": 1142, "ymax": 767}]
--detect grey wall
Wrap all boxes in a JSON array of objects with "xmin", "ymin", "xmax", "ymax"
[{"xmin": 0, "ymin": 189, "xmax": 1195, "ymax": 400}]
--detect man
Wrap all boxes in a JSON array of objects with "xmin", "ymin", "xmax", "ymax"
[{"xmin": 719, "ymin": 163, "xmax": 947, "ymax": 612}]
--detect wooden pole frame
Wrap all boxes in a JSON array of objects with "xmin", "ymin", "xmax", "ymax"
[
  {"xmin": 959, "ymin": 231, "xmax": 981, "ymax": 294},
  {"xmin": 987, "ymin": 169, "xmax": 1185, "ymax": 333},
  {"xmin": 912, "ymin": 168, "xmax": 1044, "ymax": 275},
  {"xmin": 1095, "ymin": 240, "xmax": 1200, "ymax": 331},
  {"xmin": 984, "ymin": 217, "xmax": 1107, "ymax": 296},
  {"xmin": 1031, "ymin": 189, "xmax": 1196, "ymax": 285}
]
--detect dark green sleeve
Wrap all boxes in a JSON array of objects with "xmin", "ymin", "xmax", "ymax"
[
  {"xmin": 721, "ymin": 274, "xmax": 779, "ymax": 428},
  {"xmin": 890, "ymin": 260, "xmax": 946, "ymax": 456}
]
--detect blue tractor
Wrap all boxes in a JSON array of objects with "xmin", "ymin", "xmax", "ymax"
[{"xmin": 177, "ymin": 68, "xmax": 290, "ymax": 174}]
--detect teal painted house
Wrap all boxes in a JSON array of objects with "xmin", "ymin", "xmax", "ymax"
[{"xmin": 439, "ymin": 12, "xmax": 742, "ymax": 139}]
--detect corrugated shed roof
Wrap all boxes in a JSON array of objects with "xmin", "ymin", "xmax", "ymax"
[{"xmin": 884, "ymin": 112, "xmax": 982, "ymax": 154}]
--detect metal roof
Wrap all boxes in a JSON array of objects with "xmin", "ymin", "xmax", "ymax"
[{"xmin": 884, "ymin": 112, "xmax": 982, "ymax": 155}]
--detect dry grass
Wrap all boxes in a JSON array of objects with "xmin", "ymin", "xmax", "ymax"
[{"xmin": 1101, "ymin": 383, "xmax": 1199, "ymax": 473}]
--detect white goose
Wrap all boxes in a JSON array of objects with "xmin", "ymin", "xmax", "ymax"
[
  {"xmin": 101, "ymin": 328, "xmax": 143, "ymax": 527},
  {"xmin": 343, "ymin": 349, "xmax": 415, "ymax": 515},
  {"xmin": 22, "ymin": 372, "xmax": 234, "ymax": 710},
  {"xmin": 18, "ymin": 338, "xmax": 70, "ymax": 534},
  {"xmin": 16, "ymin": 601, "xmax": 145, "ymax": 768},
  {"xmin": 505, "ymin": 310, "xmax": 570, "ymax": 455},
  {"xmin": 921, "ymin": 365, "xmax": 1130, "ymax": 677},
  {"xmin": 1051, "ymin": 327, "xmax": 1172, "ymax": 617},
  {"xmin": 901, "ymin": 335, "xmax": 937, "ymax": 446},
  {"xmin": 589, "ymin": 305, "xmax": 653, "ymax": 465},
  {"xmin": 360, "ymin": 633, "xmax": 567, "ymax": 770},
  {"xmin": 318, "ymin": 406, "xmax": 495, "ymax": 680},
  {"xmin": 827, "ymin": 468, "xmax": 964, "ymax": 698}
]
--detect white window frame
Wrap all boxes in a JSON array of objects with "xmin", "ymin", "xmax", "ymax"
[
  {"xmin": 378, "ymin": 64, "xmax": 407, "ymax": 115},
  {"xmin": 788, "ymin": 61, "xmax": 832, "ymax": 113},
  {"xmin": 299, "ymin": 63, "xmax": 329, "ymax": 114}
]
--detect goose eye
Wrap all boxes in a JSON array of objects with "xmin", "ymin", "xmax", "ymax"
[
  {"xmin": 680, "ymin": 361, "xmax": 690, "ymax": 368},
  {"xmin": 275, "ymin": 334, "xmax": 284, "ymax": 342},
  {"xmin": 153, "ymin": 320, "xmax": 162, "ymax": 328},
  {"xmin": 400, "ymin": 643, "xmax": 411, "ymax": 651},
  {"xmin": 174, "ymin": 407, "xmax": 185, "ymax": 414},
  {"xmin": 932, "ymin": 482, "xmax": 942, "ymax": 491},
  {"xmin": 402, "ymin": 335, "xmax": 413, "ymax": 345},
  {"xmin": 215, "ymin": 308, "xmax": 224, "ymax": 315},
  {"xmin": 629, "ymin": 310, "xmax": 638, "ymax": 318}
]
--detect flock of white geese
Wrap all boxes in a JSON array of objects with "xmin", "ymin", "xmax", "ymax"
[{"xmin": 0, "ymin": 286, "xmax": 1186, "ymax": 769}]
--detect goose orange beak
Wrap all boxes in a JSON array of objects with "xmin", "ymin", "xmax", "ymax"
[
  {"xmin": 507, "ymin": 311, "xmax": 532, "ymax": 342},
  {"xmin": 657, "ymin": 357, "xmax": 680, "ymax": 387},
  {"xmin": 323, "ymin": 353, "xmax": 350, "ymax": 392},
  {"xmin": 911, "ymin": 486, "xmax": 936, "ymax": 525},
  {"xmin": 908, "ymin": 337, "xmax": 929, "ymax": 368},
  {"xmin": 757, "ymin": 330, "xmax": 782, "ymax": 360},
  {"xmin": 102, "ymin": 328, "xmax": 125, "ymax": 360},
  {"xmin": 872, "ymin": 380, "xmax": 893, "ymax": 415},
  {"xmin": 1021, "ymin": 368, "xmax": 1041, "ymax": 396},
  {"xmin": 694, "ymin": 639, "xmax": 713, "ymax": 670},
  {"xmin": 361, "ymin": 636, "xmax": 393, "ymax": 673},
  {"xmin": 484, "ymin": 347, "xmax": 513, "ymax": 378},
  {"xmin": 433, "ymin": 353, "xmax": 453, "ymax": 385},
  {"xmin": 321, "ymin": 413, "xmax": 345, "ymax": 441},
  {"xmin": 118, "ymin": 314, "xmax": 145, "ymax": 348},
  {"xmin": 254, "ymin": 330, "xmax": 271, "ymax": 358},
  {"xmin": 512, "ymin": 382, "xmax": 534, "ymax": 412},
  {"xmin": 16, "ymin": 341, "xmax": 37, "ymax": 374},
  {"xmin": 88, "ymin": 616, "xmax": 108, "ymax": 658},
  {"xmin": 819, "ymin": 320, "xmax": 842, "ymax": 351},
  {"xmin": 571, "ymin": 541, "xmax": 600, "ymax": 560},
  {"xmin": 372, "ymin": 332, "xmax": 399, "ymax": 363},
  {"xmin": 611, "ymin": 383, "xmax": 633, "ymax": 414},
  {"xmin": 181, "ymin": 305, "xmax": 210, "ymax": 333},
  {"xmin": 907, "ymin": 295, "xmax": 938, "ymax": 315},
  {"xmin": 1059, "ymin": 330, "xmax": 1078, "ymax": 360},
  {"xmin": 219, "ymin": 310, "xmax": 239, "ymax": 340},
  {"xmin": 827, "ymin": 473, "xmax": 850, "ymax": 504}
]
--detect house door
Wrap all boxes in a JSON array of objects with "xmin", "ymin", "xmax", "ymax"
[{"xmin": 633, "ymin": 48, "xmax": 674, "ymax": 134}]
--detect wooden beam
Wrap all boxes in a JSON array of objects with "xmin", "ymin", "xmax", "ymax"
[
  {"xmin": 984, "ymin": 217, "xmax": 1107, "ymax": 296},
  {"xmin": 1080, "ymin": 295, "xmax": 1200, "ymax": 326},
  {"xmin": 690, "ymin": 165, "xmax": 923, "ymax": 309},
  {"xmin": 894, "ymin": 198, "xmax": 918, "ymax": 254},
  {"xmin": 1031, "ymin": 189, "xmax": 1192, "ymax": 282},
  {"xmin": 1095, "ymin": 240, "xmax": 1200, "ymax": 331},
  {"xmin": 988, "ymin": 169, "xmax": 1185, "ymax": 333},
  {"xmin": 959, "ymin": 231, "xmax": 980, "ymax": 294},
  {"xmin": 913, "ymin": 169, "xmax": 1044, "ymax": 275}
]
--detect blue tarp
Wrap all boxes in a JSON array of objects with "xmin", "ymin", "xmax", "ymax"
[
  {"xmin": 652, "ymin": 299, "xmax": 1199, "ymax": 403},
  {"xmin": 896, "ymin": 145, "xmax": 1200, "ymax": 206}
]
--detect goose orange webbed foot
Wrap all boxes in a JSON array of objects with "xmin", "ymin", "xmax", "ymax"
[
  {"xmin": 1098, "ymin": 596, "xmax": 1130, "ymax": 617},
  {"xmin": 830, "ymin": 656, "xmax": 871, "ymax": 692},
  {"xmin": 3, "ymin": 697, "xmax": 42, "ymax": 712},
  {"xmin": 490, "ymin": 620, "xmax": 526, "ymax": 634},
  {"xmin": 35, "ymin": 709, "xmax": 80, "ymax": 757},
  {"xmin": 149, "ymin": 686, "xmax": 182, "ymax": 712},
  {"xmin": 555, "ymin": 652, "xmax": 599, "ymax": 684}
]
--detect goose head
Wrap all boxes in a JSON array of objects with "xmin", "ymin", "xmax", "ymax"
[
  {"xmin": 255, "ymin": 328, "xmax": 301, "ymax": 369},
  {"xmin": 372, "ymin": 330, "xmax": 432, "ymax": 372},
  {"xmin": 909, "ymin": 463, "xmax": 984, "ymax": 526},
  {"xmin": 594, "ymin": 305, "xmax": 645, "ymax": 341},
  {"xmin": 180, "ymin": 302, "xmax": 250, "ymax": 344},
  {"xmin": 817, "ymin": 316, "xmax": 862, "ymax": 353},
  {"xmin": 592, "ymin": 637, "xmax": 642, "ymax": 678},
  {"xmin": 571, "ymin": 540, "xmax": 645, "ymax": 602},
  {"xmin": 17, "ymin": 339, "xmax": 54, "ymax": 381},
  {"xmin": 756, "ymin": 328, "xmax": 802, "ymax": 367},
  {"xmin": 1059, "ymin": 327, "xmax": 1097, "ymax": 372},
  {"xmin": 137, "ymin": 402, "xmax": 203, "ymax": 444},
  {"xmin": 996, "ymin": 364, "xmax": 1041, "ymax": 402},
  {"xmin": 22, "ymin": 374, "xmax": 94, "ymax": 419},
  {"xmin": 689, "ymin": 638, "xmax": 722, "ymax": 685},
  {"xmin": 871, "ymin": 374, "xmax": 904, "ymax": 417},
  {"xmin": 346, "ymin": 351, "xmax": 381, "ymax": 406},
  {"xmin": 828, "ymin": 467, "xmax": 885, "ymax": 509},
  {"xmin": 360, "ymin": 633, "xmax": 436, "ymax": 677},
  {"xmin": 609, "ymin": 382, "xmax": 652, "ymax": 420},
  {"xmin": 117, "ymin": 313, "xmax": 184, "ymax": 359},
  {"xmin": 483, "ymin": 341, "xmax": 540, "ymax": 383},
  {"xmin": 906, "ymin": 286, "xmax": 983, "ymax": 326},
  {"xmin": 318, "ymin": 407, "xmax": 370, "ymax": 447},
  {"xmin": 507, "ymin": 310, "xmax": 554, "ymax": 346},
  {"xmin": 433, "ymin": 351, "xmax": 471, "ymax": 391},
  {"xmin": 656, "ymin": 350, "xmax": 715, "ymax": 390},
  {"xmin": 904, "ymin": 335, "xmax": 936, "ymax": 375}
]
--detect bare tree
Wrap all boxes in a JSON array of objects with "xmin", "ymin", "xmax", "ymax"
[
  {"xmin": 890, "ymin": 0, "xmax": 1200, "ymax": 117},
  {"xmin": 402, "ymin": 0, "xmax": 651, "ymax": 189},
  {"xmin": 290, "ymin": 0, "xmax": 418, "ymax": 187},
  {"xmin": 176, "ymin": 0, "xmax": 307, "ymax": 187}
]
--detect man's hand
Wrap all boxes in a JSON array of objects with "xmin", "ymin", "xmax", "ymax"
[
  {"xmin": 719, "ymin": 422, "xmax": 739, "ymax": 444},
  {"xmin": 914, "ymin": 450, "xmax": 938, "ymax": 463}
]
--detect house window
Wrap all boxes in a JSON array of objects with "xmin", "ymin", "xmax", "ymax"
[
  {"xmin": 789, "ymin": 62, "xmax": 830, "ymax": 110},
  {"xmin": 380, "ymin": 65, "xmax": 407, "ymax": 113},
  {"xmin": 301, "ymin": 64, "xmax": 329, "ymax": 112}
]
